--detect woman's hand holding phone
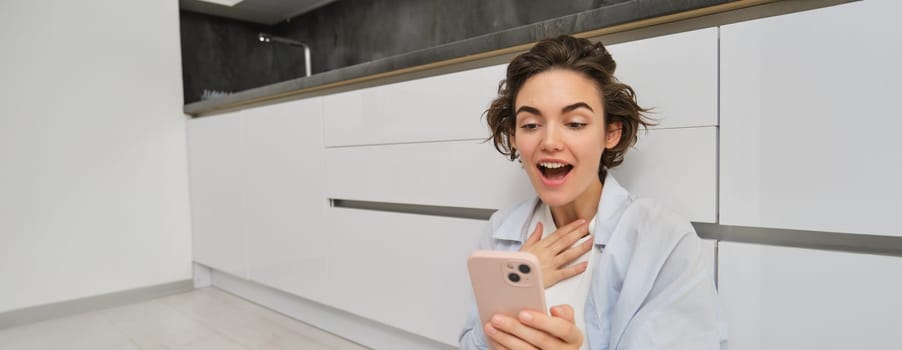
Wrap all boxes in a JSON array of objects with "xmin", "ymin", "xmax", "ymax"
[
  {"xmin": 518, "ymin": 219, "xmax": 593, "ymax": 288},
  {"xmin": 484, "ymin": 304, "xmax": 584, "ymax": 350}
]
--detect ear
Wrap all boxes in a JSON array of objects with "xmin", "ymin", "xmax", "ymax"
[
  {"xmin": 605, "ymin": 121, "xmax": 622, "ymax": 149},
  {"xmin": 509, "ymin": 130, "xmax": 517, "ymax": 152}
]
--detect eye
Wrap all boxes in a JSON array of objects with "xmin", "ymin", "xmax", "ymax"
[
  {"xmin": 566, "ymin": 122, "xmax": 587, "ymax": 129},
  {"xmin": 520, "ymin": 123, "xmax": 540, "ymax": 130}
]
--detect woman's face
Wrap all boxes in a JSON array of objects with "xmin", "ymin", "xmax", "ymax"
[{"xmin": 511, "ymin": 69, "xmax": 621, "ymax": 208}]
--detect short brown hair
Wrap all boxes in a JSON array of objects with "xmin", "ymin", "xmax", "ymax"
[{"xmin": 485, "ymin": 35, "xmax": 652, "ymax": 177}]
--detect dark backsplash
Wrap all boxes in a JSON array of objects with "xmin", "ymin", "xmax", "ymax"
[
  {"xmin": 179, "ymin": 11, "xmax": 304, "ymax": 104},
  {"xmin": 179, "ymin": 0, "xmax": 631, "ymax": 103}
]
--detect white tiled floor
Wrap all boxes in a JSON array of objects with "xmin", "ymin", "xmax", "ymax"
[{"xmin": 0, "ymin": 288, "xmax": 370, "ymax": 350}]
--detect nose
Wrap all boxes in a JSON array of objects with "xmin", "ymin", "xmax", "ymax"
[{"xmin": 540, "ymin": 124, "xmax": 563, "ymax": 152}]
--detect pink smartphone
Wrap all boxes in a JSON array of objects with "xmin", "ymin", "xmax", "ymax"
[{"xmin": 467, "ymin": 250, "xmax": 548, "ymax": 338}]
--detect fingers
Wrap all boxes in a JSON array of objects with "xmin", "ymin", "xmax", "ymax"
[
  {"xmin": 521, "ymin": 222, "xmax": 543, "ymax": 250},
  {"xmin": 491, "ymin": 342, "xmax": 509, "ymax": 350},
  {"xmin": 524, "ymin": 305, "xmax": 581, "ymax": 345},
  {"xmin": 520, "ymin": 218, "xmax": 592, "ymax": 289},
  {"xmin": 550, "ymin": 261, "xmax": 588, "ymax": 284},
  {"xmin": 539, "ymin": 219, "xmax": 585, "ymax": 249},
  {"xmin": 550, "ymin": 304, "xmax": 575, "ymax": 322},
  {"xmin": 548, "ymin": 221, "xmax": 590, "ymax": 253},
  {"xmin": 487, "ymin": 309, "xmax": 584, "ymax": 349},
  {"xmin": 552, "ymin": 237, "xmax": 594, "ymax": 267},
  {"xmin": 488, "ymin": 338, "xmax": 510, "ymax": 350},
  {"xmin": 484, "ymin": 320, "xmax": 538, "ymax": 350},
  {"xmin": 547, "ymin": 230, "xmax": 593, "ymax": 284}
]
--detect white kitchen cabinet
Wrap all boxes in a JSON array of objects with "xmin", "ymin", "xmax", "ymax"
[
  {"xmin": 323, "ymin": 26, "xmax": 718, "ymax": 149},
  {"xmin": 187, "ymin": 112, "xmax": 247, "ymax": 279},
  {"xmin": 322, "ymin": 64, "xmax": 506, "ymax": 147},
  {"xmin": 187, "ymin": 98, "xmax": 329, "ymax": 294},
  {"xmin": 718, "ymin": 242, "xmax": 902, "ymax": 350},
  {"xmin": 720, "ymin": 0, "xmax": 902, "ymax": 236},
  {"xmin": 326, "ymin": 126, "xmax": 716, "ymax": 223},
  {"xmin": 322, "ymin": 207, "xmax": 486, "ymax": 347},
  {"xmin": 189, "ymin": 4, "xmax": 902, "ymax": 347},
  {"xmin": 611, "ymin": 127, "xmax": 717, "ymax": 223},
  {"xmin": 324, "ymin": 140, "xmax": 534, "ymax": 211},
  {"xmin": 608, "ymin": 27, "xmax": 718, "ymax": 129},
  {"xmin": 241, "ymin": 98, "xmax": 332, "ymax": 302}
]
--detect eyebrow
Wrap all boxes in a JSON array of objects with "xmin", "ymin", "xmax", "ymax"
[{"xmin": 515, "ymin": 102, "xmax": 594, "ymax": 116}]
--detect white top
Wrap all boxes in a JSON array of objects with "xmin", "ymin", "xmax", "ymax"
[{"xmin": 527, "ymin": 202, "xmax": 597, "ymax": 350}]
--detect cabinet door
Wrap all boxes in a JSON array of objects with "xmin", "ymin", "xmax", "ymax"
[
  {"xmin": 322, "ymin": 207, "xmax": 486, "ymax": 347},
  {"xmin": 720, "ymin": 0, "xmax": 902, "ymax": 236},
  {"xmin": 242, "ymin": 98, "xmax": 331, "ymax": 301},
  {"xmin": 612, "ymin": 127, "xmax": 717, "ymax": 223},
  {"xmin": 324, "ymin": 140, "xmax": 534, "ymax": 211},
  {"xmin": 323, "ymin": 64, "xmax": 506, "ymax": 147},
  {"xmin": 608, "ymin": 27, "xmax": 718, "ymax": 129},
  {"xmin": 188, "ymin": 97, "xmax": 329, "ymax": 291},
  {"xmin": 718, "ymin": 242, "xmax": 902, "ymax": 350},
  {"xmin": 187, "ymin": 113, "xmax": 247, "ymax": 278}
]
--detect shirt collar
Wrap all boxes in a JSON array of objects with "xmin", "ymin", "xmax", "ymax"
[
  {"xmin": 593, "ymin": 173, "xmax": 631, "ymax": 246},
  {"xmin": 492, "ymin": 197, "xmax": 539, "ymax": 242},
  {"xmin": 491, "ymin": 172, "xmax": 632, "ymax": 247}
]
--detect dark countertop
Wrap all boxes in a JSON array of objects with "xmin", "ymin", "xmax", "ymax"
[{"xmin": 184, "ymin": 0, "xmax": 740, "ymax": 116}]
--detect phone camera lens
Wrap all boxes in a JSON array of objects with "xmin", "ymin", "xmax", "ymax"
[
  {"xmin": 518, "ymin": 264, "xmax": 531, "ymax": 274},
  {"xmin": 508, "ymin": 273, "xmax": 520, "ymax": 283}
]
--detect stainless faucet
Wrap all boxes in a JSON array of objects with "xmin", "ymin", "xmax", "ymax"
[{"xmin": 258, "ymin": 33, "xmax": 312, "ymax": 77}]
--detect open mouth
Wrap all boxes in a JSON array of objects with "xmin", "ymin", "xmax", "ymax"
[{"xmin": 538, "ymin": 162, "xmax": 574, "ymax": 182}]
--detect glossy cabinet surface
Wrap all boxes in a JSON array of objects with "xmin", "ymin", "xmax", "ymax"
[
  {"xmin": 323, "ymin": 64, "xmax": 506, "ymax": 147},
  {"xmin": 718, "ymin": 242, "xmax": 902, "ymax": 350},
  {"xmin": 325, "ymin": 140, "xmax": 533, "ymax": 211},
  {"xmin": 323, "ymin": 207, "xmax": 485, "ymax": 346},
  {"xmin": 608, "ymin": 27, "xmax": 718, "ymax": 129},
  {"xmin": 188, "ymin": 98, "xmax": 328, "ymax": 293},
  {"xmin": 325, "ymin": 126, "xmax": 716, "ymax": 223},
  {"xmin": 720, "ymin": 0, "xmax": 902, "ymax": 236},
  {"xmin": 240, "ymin": 98, "xmax": 332, "ymax": 302},
  {"xmin": 187, "ymin": 113, "xmax": 247, "ymax": 279},
  {"xmin": 612, "ymin": 127, "xmax": 717, "ymax": 223}
]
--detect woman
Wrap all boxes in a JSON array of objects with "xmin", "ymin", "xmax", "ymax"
[{"xmin": 459, "ymin": 35, "xmax": 726, "ymax": 350}]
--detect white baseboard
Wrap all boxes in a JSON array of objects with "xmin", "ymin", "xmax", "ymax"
[
  {"xmin": 0, "ymin": 280, "xmax": 194, "ymax": 330},
  {"xmin": 193, "ymin": 262, "xmax": 213, "ymax": 288},
  {"xmin": 210, "ymin": 268, "xmax": 455, "ymax": 350}
]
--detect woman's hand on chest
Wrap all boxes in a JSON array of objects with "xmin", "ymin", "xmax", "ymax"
[{"xmin": 519, "ymin": 220, "xmax": 594, "ymax": 288}]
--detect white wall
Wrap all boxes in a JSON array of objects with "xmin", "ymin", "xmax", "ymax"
[{"xmin": 0, "ymin": 0, "xmax": 192, "ymax": 313}]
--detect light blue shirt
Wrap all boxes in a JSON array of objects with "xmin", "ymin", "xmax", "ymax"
[{"xmin": 459, "ymin": 174, "xmax": 728, "ymax": 350}]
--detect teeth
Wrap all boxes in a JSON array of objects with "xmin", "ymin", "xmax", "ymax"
[{"xmin": 540, "ymin": 162, "xmax": 568, "ymax": 169}]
